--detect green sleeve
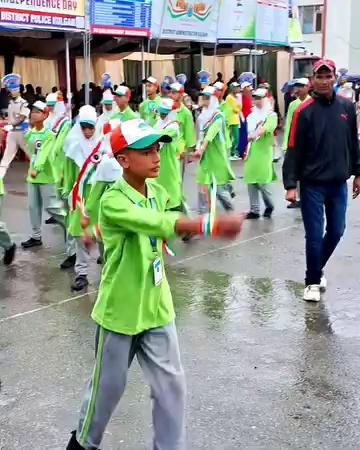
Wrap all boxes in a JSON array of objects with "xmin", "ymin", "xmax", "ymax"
[
  {"xmin": 100, "ymin": 192, "xmax": 181, "ymax": 240},
  {"xmin": 204, "ymin": 117, "xmax": 222, "ymax": 143},
  {"xmin": 23, "ymin": 131, "xmax": 31, "ymax": 157},
  {"xmin": 34, "ymin": 132, "xmax": 55, "ymax": 172},
  {"xmin": 263, "ymin": 114, "xmax": 278, "ymax": 134},
  {"xmin": 282, "ymin": 103, "xmax": 296, "ymax": 150},
  {"xmin": 161, "ymin": 124, "xmax": 179, "ymax": 141},
  {"xmin": 183, "ymin": 109, "xmax": 196, "ymax": 149},
  {"xmin": 62, "ymin": 157, "xmax": 78, "ymax": 197},
  {"xmin": 86, "ymin": 181, "xmax": 110, "ymax": 220},
  {"xmin": 139, "ymin": 101, "xmax": 146, "ymax": 121}
]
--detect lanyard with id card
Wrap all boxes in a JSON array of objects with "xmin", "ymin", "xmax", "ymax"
[{"xmin": 146, "ymin": 198, "xmax": 163, "ymax": 287}]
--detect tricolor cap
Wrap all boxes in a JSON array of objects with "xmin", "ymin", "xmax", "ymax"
[
  {"xmin": 241, "ymin": 81, "xmax": 252, "ymax": 90},
  {"xmin": 161, "ymin": 75, "xmax": 174, "ymax": 90},
  {"xmin": 114, "ymin": 85, "xmax": 131, "ymax": 98},
  {"xmin": 313, "ymin": 58, "xmax": 336, "ymax": 73},
  {"xmin": 229, "ymin": 81, "xmax": 240, "ymax": 90},
  {"xmin": 197, "ymin": 70, "xmax": 211, "ymax": 85},
  {"xmin": 2, "ymin": 73, "xmax": 21, "ymax": 92},
  {"xmin": 176, "ymin": 73, "xmax": 187, "ymax": 86},
  {"xmin": 294, "ymin": 77, "xmax": 309, "ymax": 86},
  {"xmin": 170, "ymin": 82, "xmax": 184, "ymax": 93},
  {"xmin": 252, "ymin": 88, "xmax": 267, "ymax": 98},
  {"xmin": 110, "ymin": 119, "xmax": 172, "ymax": 155},
  {"xmin": 142, "ymin": 76, "xmax": 159, "ymax": 86},
  {"xmin": 213, "ymin": 81, "xmax": 225, "ymax": 91},
  {"xmin": 79, "ymin": 105, "xmax": 97, "ymax": 127},
  {"xmin": 199, "ymin": 86, "xmax": 216, "ymax": 97},
  {"xmin": 102, "ymin": 89, "xmax": 114, "ymax": 104},
  {"xmin": 46, "ymin": 93, "xmax": 57, "ymax": 106},
  {"xmin": 158, "ymin": 98, "xmax": 174, "ymax": 114},
  {"xmin": 32, "ymin": 100, "xmax": 47, "ymax": 112}
]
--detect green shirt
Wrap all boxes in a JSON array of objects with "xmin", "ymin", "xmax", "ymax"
[
  {"xmin": 244, "ymin": 112, "xmax": 278, "ymax": 185},
  {"xmin": 52, "ymin": 119, "xmax": 71, "ymax": 185},
  {"xmin": 24, "ymin": 127, "xmax": 56, "ymax": 184},
  {"xmin": 196, "ymin": 113, "xmax": 235, "ymax": 186},
  {"xmin": 111, "ymin": 106, "xmax": 138, "ymax": 122},
  {"xmin": 282, "ymin": 96, "xmax": 310, "ymax": 151},
  {"xmin": 139, "ymin": 95, "xmax": 162, "ymax": 126},
  {"xmin": 0, "ymin": 178, "xmax": 4, "ymax": 196},
  {"xmin": 175, "ymin": 103, "xmax": 196, "ymax": 153},
  {"xmin": 91, "ymin": 177, "xmax": 181, "ymax": 335}
]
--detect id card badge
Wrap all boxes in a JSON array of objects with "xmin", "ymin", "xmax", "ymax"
[{"xmin": 153, "ymin": 257, "xmax": 163, "ymax": 286}]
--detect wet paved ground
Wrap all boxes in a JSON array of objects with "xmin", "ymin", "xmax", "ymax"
[{"xmin": 1, "ymin": 161, "xmax": 360, "ymax": 449}]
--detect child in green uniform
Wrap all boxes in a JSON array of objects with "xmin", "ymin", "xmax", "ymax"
[
  {"xmin": 95, "ymin": 89, "xmax": 115, "ymax": 135},
  {"xmin": 111, "ymin": 85, "xmax": 138, "ymax": 122},
  {"xmin": 0, "ymin": 178, "xmax": 16, "ymax": 265},
  {"xmin": 169, "ymin": 81, "xmax": 196, "ymax": 155},
  {"xmin": 194, "ymin": 86, "xmax": 235, "ymax": 214},
  {"xmin": 139, "ymin": 76, "xmax": 162, "ymax": 126},
  {"xmin": 62, "ymin": 105, "xmax": 99, "ymax": 291},
  {"xmin": 244, "ymin": 88, "xmax": 278, "ymax": 219},
  {"xmin": 225, "ymin": 82, "xmax": 242, "ymax": 159},
  {"xmin": 214, "ymin": 81, "xmax": 232, "ymax": 155},
  {"xmin": 21, "ymin": 101, "xmax": 60, "ymax": 249},
  {"xmin": 66, "ymin": 118, "xmax": 243, "ymax": 450},
  {"xmin": 154, "ymin": 98, "xmax": 183, "ymax": 210}
]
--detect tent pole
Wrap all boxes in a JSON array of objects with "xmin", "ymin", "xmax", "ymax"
[
  {"xmin": 200, "ymin": 43, "xmax": 204, "ymax": 68},
  {"xmin": 213, "ymin": 42, "xmax": 217, "ymax": 76},
  {"xmin": 141, "ymin": 39, "xmax": 146, "ymax": 100},
  {"xmin": 254, "ymin": 43, "xmax": 258, "ymax": 88},
  {"xmin": 83, "ymin": 32, "xmax": 91, "ymax": 105},
  {"xmin": 65, "ymin": 37, "xmax": 72, "ymax": 120},
  {"xmin": 249, "ymin": 44, "xmax": 253, "ymax": 74}
]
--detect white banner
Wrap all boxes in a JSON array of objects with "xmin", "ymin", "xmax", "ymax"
[
  {"xmin": 151, "ymin": 0, "xmax": 219, "ymax": 43},
  {"xmin": 256, "ymin": 0, "xmax": 288, "ymax": 45},
  {"xmin": 217, "ymin": 0, "xmax": 257, "ymax": 42}
]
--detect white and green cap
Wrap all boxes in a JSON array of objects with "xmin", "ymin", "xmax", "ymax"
[
  {"xmin": 252, "ymin": 88, "xmax": 267, "ymax": 98},
  {"xmin": 102, "ymin": 89, "xmax": 114, "ymax": 104},
  {"xmin": 46, "ymin": 93, "xmax": 57, "ymax": 106},
  {"xmin": 79, "ymin": 105, "xmax": 97, "ymax": 126},
  {"xmin": 110, "ymin": 119, "xmax": 172, "ymax": 155},
  {"xmin": 114, "ymin": 85, "xmax": 131, "ymax": 98},
  {"xmin": 199, "ymin": 86, "xmax": 216, "ymax": 97},
  {"xmin": 32, "ymin": 100, "xmax": 47, "ymax": 112},
  {"xmin": 158, "ymin": 98, "xmax": 174, "ymax": 114}
]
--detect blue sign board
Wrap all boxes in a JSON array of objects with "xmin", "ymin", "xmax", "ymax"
[{"xmin": 90, "ymin": 0, "xmax": 151, "ymax": 37}]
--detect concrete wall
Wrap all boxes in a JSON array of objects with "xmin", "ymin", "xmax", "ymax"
[{"xmin": 348, "ymin": 0, "xmax": 360, "ymax": 73}]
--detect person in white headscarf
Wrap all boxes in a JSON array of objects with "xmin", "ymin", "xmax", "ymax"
[
  {"xmin": 244, "ymin": 88, "xmax": 278, "ymax": 220},
  {"xmin": 95, "ymin": 90, "xmax": 116, "ymax": 134},
  {"xmin": 194, "ymin": 86, "xmax": 235, "ymax": 214}
]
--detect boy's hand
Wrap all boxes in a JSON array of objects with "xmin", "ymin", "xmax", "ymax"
[
  {"xmin": 81, "ymin": 215, "xmax": 90, "ymax": 230},
  {"xmin": 213, "ymin": 214, "xmax": 244, "ymax": 239},
  {"xmin": 286, "ymin": 189, "xmax": 297, "ymax": 203},
  {"xmin": 30, "ymin": 170, "xmax": 38, "ymax": 178},
  {"xmin": 82, "ymin": 234, "xmax": 93, "ymax": 250}
]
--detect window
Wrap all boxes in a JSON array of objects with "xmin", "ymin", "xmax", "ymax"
[{"xmin": 299, "ymin": 5, "xmax": 323, "ymax": 34}]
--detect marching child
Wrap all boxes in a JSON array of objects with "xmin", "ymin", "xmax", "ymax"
[
  {"xmin": 66, "ymin": 118, "xmax": 243, "ymax": 450},
  {"xmin": 194, "ymin": 86, "xmax": 235, "ymax": 214},
  {"xmin": 111, "ymin": 86, "xmax": 138, "ymax": 122},
  {"xmin": 0, "ymin": 178, "xmax": 16, "ymax": 265},
  {"xmin": 95, "ymin": 90, "xmax": 116, "ymax": 134},
  {"xmin": 62, "ymin": 105, "xmax": 99, "ymax": 291},
  {"xmin": 139, "ymin": 76, "xmax": 162, "ymax": 126}
]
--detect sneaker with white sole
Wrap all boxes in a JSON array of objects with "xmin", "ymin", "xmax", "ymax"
[
  {"xmin": 320, "ymin": 276, "xmax": 327, "ymax": 292},
  {"xmin": 303, "ymin": 285, "xmax": 321, "ymax": 302}
]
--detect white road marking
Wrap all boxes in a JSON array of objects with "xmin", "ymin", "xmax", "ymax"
[{"xmin": 0, "ymin": 224, "xmax": 299, "ymax": 323}]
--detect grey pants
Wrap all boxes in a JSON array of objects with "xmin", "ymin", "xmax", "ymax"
[
  {"xmin": 66, "ymin": 234, "xmax": 76, "ymax": 257},
  {"xmin": 198, "ymin": 184, "xmax": 234, "ymax": 214},
  {"xmin": 75, "ymin": 238, "xmax": 90, "ymax": 277},
  {"xmin": 77, "ymin": 321, "xmax": 186, "ymax": 450},
  {"xmin": 27, "ymin": 183, "xmax": 58, "ymax": 240},
  {"xmin": 248, "ymin": 183, "xmax": 274, "ymax": 214},
  {"xmin": 0, "ymin": 196, "xmax": 12, "ymax": 251}
]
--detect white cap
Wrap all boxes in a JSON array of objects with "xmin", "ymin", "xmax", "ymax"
[
  {"xmin": 79, "ymin": 105, "xmax": 97, "ymax": 126},
  {"xmin": 114, "ymin": 86, "xmax": 131, "ymax": 97},
  {"xmin": 32, "ymin": 100, "xmax": 47, "ymax": 112},
  {"xmin": 200, "ymin": 86, "xmax": 216, "ymax": 96},
  {"xmin": 46, "ymin": 93, "xmax": 57, "ymax": 105},
  {"xmin": 102, "ymin": 89, "xmax": 114, "ymax": 104},
  {"xmin": 241, "ymin": 81, "xmax": 252, "ymax": 90},
  {"xmin": 252, "ymin": 88, "xmax": 268, "ymax": 98},
  {"xmin": 230, "ymin": 81, "xmax": 240, "ymax": 88},
  {"xmin": 170, "ymin": 82, "xmax": 185, "ymax": 93},
  {"xmin": 295, "ymin": 78, "xmax": 309, "ymax": 86},
  {"xmin": 142, "ymin": 76, "xmax": 159, "ymax": 86},
  {"xmin": 213, "ymin": 81, "xmax": 225, "ymax": 91},
  {"xmin": 158, "ymin": 98, "xmax": 174, "ymax": 114}
]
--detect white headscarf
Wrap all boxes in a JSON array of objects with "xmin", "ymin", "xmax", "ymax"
[
  {"xmin": 197, "ymin": 95, "xmax": 219, "ymax": 132},
  {"xmin": 247, "ymin": 100, "xmax": 275, "ymax": 136},
  {"xmin": 64, "ymin": 120, "xmax": 100, "ymax": 168}
]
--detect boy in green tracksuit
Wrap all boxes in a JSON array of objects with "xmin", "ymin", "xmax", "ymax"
[
  {"xmin": 0, "ymin": 178, "xmax": 16, "ymax": 265},
  {"xmin": 244, "ymin": 88, "xmax": 278, "ymax": 219},
  {"xmin": 169, "ymin": 82, "xmax": 196, "ymax": 155},
  {"xmin": 194, "ymin": 86, "xmax": 235, "ymax": 214},
  {"xmin": 62, "ymin": 105, "xmax": 99, "ymax": 291},
  {"xmin": 139, "ymin": 76, "xmax": 162, "ymax": 126},
  {"xmin": 21, "ymin": 101, "xmax": 60, "ymax": 249},
  {"xmin": 111, "ymin": 85, "xmax": 138, "ymax": 123},
  {"xmin": 154, "ymin": 98, "xmax": 183, "ymax": 210},
  {"xmin": 66, "ymin": 118, "xmax": 243, "ymax": 450}
]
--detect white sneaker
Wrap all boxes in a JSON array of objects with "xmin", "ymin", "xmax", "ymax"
[
  {"xmin": 320, "ymin": 276, "xmax": 327, "ymax": 292},
  {"xmin": 303, "ymin": 285, "xmax": 321, "ymax": 302}
]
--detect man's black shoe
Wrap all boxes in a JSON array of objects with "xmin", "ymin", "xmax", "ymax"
[
  {"xmin": 45, "ymin": 216, "xmax": 57, "ymax": 225},
  {"xmin": 3, "ymin": 243, "xmax": 16, "ymax": 265},
  {"xmin": 60, "ymin": 254, "xmax": 76, "ymax": 270},
  {"xmin": 71, "ymin": 275, "xmax": 89, "ymax": 292},
  {"xmin": 66, "ymin": 431, "xmax": 87, "ymax": 450},
  {"xmin": 97, "ymin": 256, "xmax": 103, "ymax": 265},
  {"xmin": 245, "ymin": 212, "xmax": 260, "ymax": 220},
  {"xmin": 263, "ymin": 207, "xmax": 274, "ymax": 218},
  {"xmin": 21, "ymin": 237, "xmax": 42, "ymax": 249},
  {"xmin": 287, "ymin": 201, "xmax": 301, "ymax": 209}
]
